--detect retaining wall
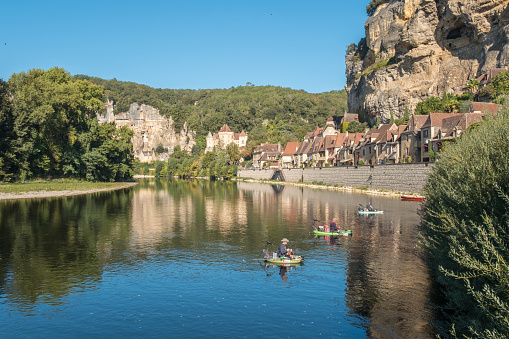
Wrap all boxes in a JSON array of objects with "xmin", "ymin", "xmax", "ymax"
[{"xmin": 237, "ymin": 163, "xmax": 434, "ymax": 194}]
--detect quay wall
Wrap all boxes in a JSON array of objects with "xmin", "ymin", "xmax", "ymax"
[{"xmin": 237, "ymin": 163, "xmax": 434, "ymax": 194}]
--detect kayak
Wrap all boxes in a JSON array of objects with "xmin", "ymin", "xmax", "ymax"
[
  {"xmin": 313, "ymin": 230, "xmax": 352, "ymax": 236},
  {"xmin": 401, "ymin": 195, "xmax": 425, "ymax": 202},
  {"xmin": 262, "ymin": 249, "xmax": 303, "ymax": 265},
  {"xmin": 358, "ymin": 210, "xmax": 383, "ymax": 214},
  {"xmin": 265, "ymin": 256, "xmax": 304, "ymax": 265}
]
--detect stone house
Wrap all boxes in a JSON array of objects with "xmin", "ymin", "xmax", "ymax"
[
  {"xmin": 205, "ymin": 124, "xmax": 248, "ymax": 153},
  {"xmin": 294, "ymin": 141, "xmax": 312, "ymax": 168},
  {"xmin": 340, "ymin": 113, "xmax": 359, "ymax": 132},
  {"xmin": 280, "ymin": 142, "xmax": 300, "ymax": 168},
  {"xmin": 420, "ymin": 113, "xmax": 463, "ymax": 162},
  {"xmin": 400, "ymin": 115, "xmax": 428, "ymax": 163},
  {"xmin": 328, "ymin": 133, "xmax": 347, "ymax": 166},
  {"xmin": 427, "ymin": 113, "xmax": 484, "ymax": 160},
  {"xmin": 309, "ymin": 137, "xmax": 324, "ymax": 167},
  {"xmin": 356, "ymin": 124, "xmax": 398, "ymax": 165},
  {"xmin": 252, "ymin": 143, "xmax": 281, "ymax": 168},
  {"xmin": 337, "ymin": 133, "xmax": 363, "ymax": 165}
]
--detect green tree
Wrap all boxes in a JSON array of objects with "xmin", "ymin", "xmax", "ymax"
[
  {"xmin": 421, "ymin": 105, "xmax": 509, "ymax": 337},
  {"xmin": 346, "ymin": 121, "xmax": 367, "ymax": 133},
  {"xmin": 8, "ymin": 67, "xmax": 116, "ymax": 181}
]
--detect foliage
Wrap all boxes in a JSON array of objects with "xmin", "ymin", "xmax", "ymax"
[
  {"xmin": 395, "ymin": 107, "xmax": 410, "ymax": 126},
  {"xmin": 346, "ymin": 121, "xmax": 368, "ymax": 133},
  {"xmin": 356, "ymin": 58, "xmax": 392, "ymax": 79},
  {"xmin": 0, "ymin": 68, "xmax": 134, "ymax": 182},
  {"xmin": 414, "ymin": 92, "xmax": 473, "ymax": 115},
  {"xmin": 366, "ymin": 0, "xmax": 390, "ymax": 16},
  {"xmin": 421, "ymin": 104, "xmax": 509, "ymax": 337},
  {"xmin": 428, "ymin": 148, "xmax": 435, "ymax": 162},
  {"xmin": 73, "ymin": 75, "xmax": 348, "ymax": 143},
  {"xmin": 486, "ymin": 70, "xmax": 509, "ymax": 100}
]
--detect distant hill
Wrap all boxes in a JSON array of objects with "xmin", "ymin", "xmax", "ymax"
[{"xmin": 74, "ymin": 75, "xmax": 348, "ymax": 149}]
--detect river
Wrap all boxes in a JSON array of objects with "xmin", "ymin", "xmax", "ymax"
[{"xmin": 0, "ymin": 179, "xmax": 436, "ymax": 338}]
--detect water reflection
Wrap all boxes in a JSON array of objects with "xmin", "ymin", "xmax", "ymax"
[{"xmin": 0, "ymin": 179, "xmax": 436, "ymax": 337}]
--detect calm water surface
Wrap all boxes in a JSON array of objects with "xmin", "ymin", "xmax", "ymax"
[{"xmin": 0, "ymin": 179, "xmax": 436, "ymax": 338}]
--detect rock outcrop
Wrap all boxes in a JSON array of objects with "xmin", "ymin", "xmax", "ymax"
[
  {"xmin": 98, "ymin": 100, "xmax": 196, "ymax": 162},
  {"xmin": 346, "ymin": 0, "xmax": 509, "ymax": 122}
]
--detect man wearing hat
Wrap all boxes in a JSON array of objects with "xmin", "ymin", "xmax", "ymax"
[{"xmin": 279, "ymin": 238, "xmax": 294, "ymax": 259}]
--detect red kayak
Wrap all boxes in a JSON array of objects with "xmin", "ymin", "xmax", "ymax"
[{"xmin": 401, "ymin": 195, "xmax": 424, "ymax": 202}]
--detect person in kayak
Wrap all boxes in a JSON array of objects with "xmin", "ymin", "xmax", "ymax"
[
  {"xmin": 366, "ymin": 202, "xmax": 375, "ymax": 211},
  {"xmin": 330, "ymin": 218, "xmax": 339, "ymax": 233},
  {"xmin": 279, "ymin": 238, "xmax": 294, "ymax": 259}
]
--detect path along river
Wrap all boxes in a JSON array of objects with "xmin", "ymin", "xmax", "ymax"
[{"xmin": 0, "ymin": 179, "xmax": 437, "ymax": 338}]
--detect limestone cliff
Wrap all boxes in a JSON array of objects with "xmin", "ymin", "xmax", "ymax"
[
  {"xmin": 98, "ymin": 100, "xmax": 196, "ymax": 162},
  {"xmin": 346, "ymin": 0, "xmax": 509, "ymax": 122}
]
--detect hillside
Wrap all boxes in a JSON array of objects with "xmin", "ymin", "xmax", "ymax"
[
  {"xmin": 74, "ymin": 75, "xmax": 348, "ymax": 149},
  {"xmin": 346, "ymin": 0, "xmax": 509, "ymax": 123}
]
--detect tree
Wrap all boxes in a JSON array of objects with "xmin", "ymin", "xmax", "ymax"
[
  {"xmin": 346, "ymin": 121, "xmax": 367, "ymax": 133},
  {"xmin": 421, "ymin": 104, "xmax": 509, "ymax": 337}
]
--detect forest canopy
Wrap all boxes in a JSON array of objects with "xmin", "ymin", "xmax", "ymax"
[
  {"xmin": 0, "ymin": 68, "xmax": 134, "ymax": 182},
  {"xmin": 73, "ymin": 75, "xmax": 348, "ymax": 149}
]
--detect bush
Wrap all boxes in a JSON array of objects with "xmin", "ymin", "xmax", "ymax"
[{"xmin": 421, "ymin": 104, "xmax": 509, "ymax": 337}]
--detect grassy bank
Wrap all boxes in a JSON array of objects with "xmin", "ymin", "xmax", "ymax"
[{"xmin": 0, "ymin": 179, "xmax": 134, "ymax": 194}]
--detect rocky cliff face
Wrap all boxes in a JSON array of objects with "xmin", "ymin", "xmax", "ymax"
[
  {"xmin": 98, "ymin": 100, "xmax": 196, "ymax": 162},
  {"xmin": 346, "ymin": 0, "xmax": 509, "ymax": 122}
]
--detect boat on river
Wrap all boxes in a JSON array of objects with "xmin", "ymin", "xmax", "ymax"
[
  {"xmin": 357, "ymin": 209, "xmax": 383, "ymax": 215},
  {"xmin": 313, "ymin": 229, "xmax": 351, "ymax": 236},
  {"xmin": 401, "ymin": 195, "xmax": 425, "ymax": 202},
  {"xmin": 261, "ymin": 249, "xmax": 303, "ymax": 265}
]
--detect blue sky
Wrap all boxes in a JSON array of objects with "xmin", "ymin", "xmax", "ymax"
[{"xmin": 1, "ymin": 1, "xmax": 368, "ymax": 93}]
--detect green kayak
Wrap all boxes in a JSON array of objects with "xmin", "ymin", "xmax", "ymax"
[
  {"xmin": 313, "ymin": 229, "xmax": 352, "ymax": 236},
  {"xmin": 265, "ymin": 256, "xmax": 304, "ymax": 265}
]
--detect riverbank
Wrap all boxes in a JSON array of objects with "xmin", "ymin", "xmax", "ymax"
[
  {"xmin": 234, "ymin": 177, "xmax": 424, "ymax": 199},
  {"xmin": 0, "ymin": 181, "xmax": 138, "ymax": 200}
]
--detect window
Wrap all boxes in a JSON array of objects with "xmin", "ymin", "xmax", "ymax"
[{"xmin": 423, "ymin": 129, "xmax": 429, "ymax": 138}]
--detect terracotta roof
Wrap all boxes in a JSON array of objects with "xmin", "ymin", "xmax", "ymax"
[
  {"xmin": 422, "ymin": 113, "xmax": 463, "ymax": 129},
  {"xmin": 282, "ymin": 142, "xmax": 300, "ymax": 156},
  {"xmin": 469, "ymin": 102, "xmax": 500, "ymax": 115},
  {"xmin": 254, "ymin": 143, "xmax": 280, "ymax": 153},
  {"xmin": 312, "ymin": 126, "xmax": 322, "ymax": 137},
  {"xmin": 295, "ymin": 141, "xmax": 310, "ymax": 155},
  {"xmin": 403, "ymin": 115, "xmax": 428, "ymax": 133},
  {"xmin": 219, "ymin": 124, "xmax": 232, "ymax": 133},
  {"xmin": 323, "ymin": 135, "xmax": 337, "ymax": 150},
  {"xmin": 239, "ymin": 130, "xmax": 247, "ymax": 136},
  {"xmin": 343, "ymin": 113, "xmax": 359, "ymax": 123},
  {"xmin": 334, "ymin": 133, "xmax": 347, "ymax": 148}
]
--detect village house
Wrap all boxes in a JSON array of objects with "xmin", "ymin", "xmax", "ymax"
[
  {"xmin": 400, "ymin": 115, "xmax": 428, "ymax": 163},
  {"xmin": 280, "ymin": 142, "xmax": 300, "ymax": 168},
  {"xmin": 337, "ymin": 133, "xmax": 364, "ymax": 165},
  {"xmin": 205, "ymin": 124, "xmax": 248, "ymax": 153},
  {"xmin": 294, "ymin": 140, "xmax": 312, "ymax": 168},
  {"xmin": 252, "ymin": 143, "xmax": 281, "ymax": 168},
  {"xmin": 355, "ymin": 124, "xmax": 399, "ymax": 165},
  {"xmin": 327, "ymin": 133, "xmax": 347, "ymax": 166}
]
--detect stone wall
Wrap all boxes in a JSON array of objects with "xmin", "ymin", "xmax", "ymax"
[{"xmin": 238, "ymin": 163, "xmax": 434, "ymax": 194}]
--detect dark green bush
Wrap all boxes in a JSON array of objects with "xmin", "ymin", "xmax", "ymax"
[{"xmin": 421, "ymin": 103, "xmax": 509, "ymax": 337}]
